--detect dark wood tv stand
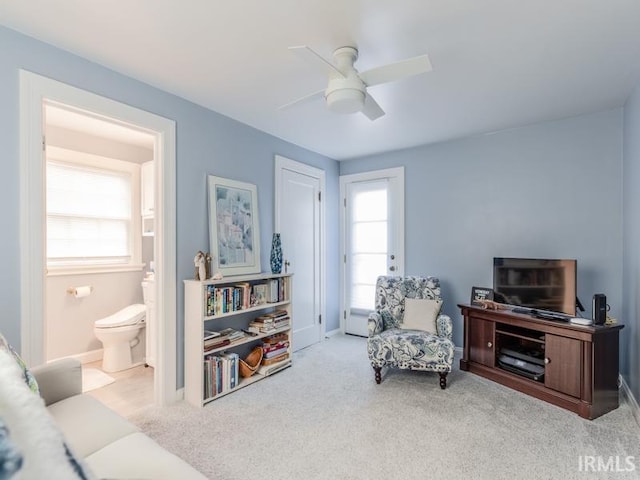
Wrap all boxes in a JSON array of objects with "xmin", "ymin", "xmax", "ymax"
[{"xmin": 458, "ymin": 304, "xmax": 624, "ymax": 419}]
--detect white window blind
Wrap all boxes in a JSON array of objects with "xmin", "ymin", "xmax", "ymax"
[{"xmin": 47, "ymin": 161, "xmax": 133, "ymax": 266}]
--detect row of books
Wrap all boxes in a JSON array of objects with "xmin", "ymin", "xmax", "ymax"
[
  {"xmin": 247, "ymin": 309, "xmax": 290, "ymax": 334},
  {"xmin": 203, "ymin": 352, "xmax": 239, "ymax": 400},
  {"xmin": 204, "ymin": 277, "xmax": 290, "ymax": 316},
  {"xmin": 259, "ymin": 278, "xmax": 289, "ymax": 304},
  {"xmin": 205, "ymin": 283, "xmax": 251, "ymax": 316}
]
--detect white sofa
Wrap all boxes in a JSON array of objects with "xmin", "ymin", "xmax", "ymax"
[
  {"xmin": 30, "ymin": 358, "xmax": 206, "ymax": 479},
  {"xmin": 18, "ymin": 357, "xmax": 206, "ymax": 479}
]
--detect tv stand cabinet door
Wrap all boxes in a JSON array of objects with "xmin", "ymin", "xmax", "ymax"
[
  {"xmin": 469, "ymin": 317, "xmax": 495, "ymax": 367},
  {"xmin": 544, "ymin": 334, "xmax": 581, "ymax": 398}
]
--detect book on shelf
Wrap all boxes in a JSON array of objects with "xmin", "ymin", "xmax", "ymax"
[
  {"xmin": 204, "ymin": 338, "xmax": 230, "ymax": 352},
  {"xmin": 263, "ymin": 340, "xmax": 289, "ymax": 354},
  {"xmin": 264, "ymin": 346, "xmax": 288, "ymax": 359},
  {"xmin": 257, "ymin": 358, "xmax": 291, "ymax": 376},
  {"xmin": 217, "ymin": 328, "xmax": 245, "ymax": 342},
  {"xmin": 252, "ymin": 283, "xmax": 267, "ymax": 306},
  {"xmin": 263, "ymin": 332, "xmax": 289, "ymax": 345},
  {"xmin": 204, "ymin": 330, "xmax": 221, "ymax": 341},
  {"xmin": 266, "ymin": 279, "xmax": 279, "ymax": 303},
  {"xmin": 262, "ymin": 352, "xmax": 289, "ymax": 366}
]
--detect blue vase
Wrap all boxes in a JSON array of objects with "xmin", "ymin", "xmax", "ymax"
[{"xmin": 270, "ymin": 233, "xmax": 283, "ymax": 274}]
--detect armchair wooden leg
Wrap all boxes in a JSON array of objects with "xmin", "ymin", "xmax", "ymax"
[
  {"xmin": 373, "ymin": 366, "xmax": 382, "ymax": 384},
  {"xmin": 439, "ymin": 372, "xmax": 448, "ymax": 390}
]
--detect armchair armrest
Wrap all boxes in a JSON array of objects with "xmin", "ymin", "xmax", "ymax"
[
  {"xmin": 436, "ymin": 314, "xmax": 453, "ymax": 341},
  {"xmin": 31, "ymin": 358, "xmax": 82, "ymax": 406},
  {"xmin": 368, "ymin": 311, "xmax": 384, "ymax": 337}
]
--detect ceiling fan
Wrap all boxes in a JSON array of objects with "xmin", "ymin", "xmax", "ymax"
[{"xmin": 279, "ymin": 45, "xmax": 432, "ymax": 121}]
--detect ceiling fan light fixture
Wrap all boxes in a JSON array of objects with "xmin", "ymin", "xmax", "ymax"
[{"xmin": 325, "ymin": 88, "xmax": 365, "ymax": 114}]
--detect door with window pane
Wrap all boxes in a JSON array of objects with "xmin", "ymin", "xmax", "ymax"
[{"xmin": 341, "ymin": 168, "xmax": 404, "ymax": 337}]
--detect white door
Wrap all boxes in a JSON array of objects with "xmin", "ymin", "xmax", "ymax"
[
  {"xmin": 275, "ymin": 156, "xmax": 324, "ymax": 351},
  {"xmin": 340, "ymin": 168, "xmax": 404, "ymax": 337}
]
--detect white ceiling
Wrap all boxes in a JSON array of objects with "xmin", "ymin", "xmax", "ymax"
[
  {"xmin": 2, "ymin": 0, "xmax": 640, "ymax": 160},
  {"xmin": 45, "ymin": 104, "xmax": 155, "ymax": 149}
]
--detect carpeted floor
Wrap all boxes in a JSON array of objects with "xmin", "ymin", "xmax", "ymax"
[{"xmin": 129, "ymin": 334, "xmax": 640, "ymax": 480}]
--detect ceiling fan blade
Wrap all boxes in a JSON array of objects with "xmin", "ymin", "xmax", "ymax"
[
  {"xmin": 278, "ymin": 89, "xmax": 325, "ymax": 111},
  {"xmin": 289, "ymin": 46, "xmax": 345, "ymax": 79},
  {"xmin": 361, "ymin": 92, "xmax": 385, "ymax": 121},
  {"xmin": 359, "ymin": 54, "xmax": 432, "ymax": 87}
]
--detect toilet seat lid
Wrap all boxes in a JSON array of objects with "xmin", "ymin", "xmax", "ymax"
[{"xmin": 95, "ymin": 304, "xmax": 146, "ymax": 328}]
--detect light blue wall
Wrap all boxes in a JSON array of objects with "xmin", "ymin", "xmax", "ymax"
[
  {"xmin": 341, "ymin": 110, "xmax": 624, "ymax": 352},
  {"xmin": 623, "ymin": 82, "xmax": 640, "ymax": 401},
  {"xmin": 0, "ymin": 26, "xmax": 340, "ymax": 386}
]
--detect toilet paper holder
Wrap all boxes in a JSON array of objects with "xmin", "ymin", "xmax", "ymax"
[{"xmin": 66, "ymin": 286, "xmax": 94, "ymax": 297}]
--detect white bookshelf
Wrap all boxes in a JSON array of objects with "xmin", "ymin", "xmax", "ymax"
[{"xmin": 184, "ymin": 273, "xmax": 293, "ymax": 407}]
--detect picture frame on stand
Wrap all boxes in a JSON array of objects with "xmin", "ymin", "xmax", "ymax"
[{"xmin": 470, "ymin": 286, "xmax": 494, "ymax": 306}]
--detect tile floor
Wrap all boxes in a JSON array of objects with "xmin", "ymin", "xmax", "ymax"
[{"xmin": 83, "ymin": 360, "xmax": 154, "ymax": 418}]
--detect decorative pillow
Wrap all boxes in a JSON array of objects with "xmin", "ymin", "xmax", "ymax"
[
  {"xmin": 400, "ymin": 298, "xmax": 442, "ymax": 334},
  {"xmin": 0, "ymin": 332, "xmax": 39, "ymax": 395},
  {"xmin": 0, "ymin": 417, "xmax": 23, "ymax": 478},
  {"xmin": 0, "ymin": 349, "xmax": 95, "ymax": 480}
]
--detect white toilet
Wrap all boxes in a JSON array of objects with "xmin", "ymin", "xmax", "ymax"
[{"xmin": 94, "ymin": 304, "xmax": 146, "ymax": 373}]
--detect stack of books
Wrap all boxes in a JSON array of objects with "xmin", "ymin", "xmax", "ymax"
[
  {"xmin": 261, "ymin": 332, "xmax": 290, "ymax": 366},
  {"xmin": 247, "ymin": 310, "xmax": 290, "ymax": 334},
  {"xmin": 203, "ymin": 328, "xmax": 246, "ymax": 352}
]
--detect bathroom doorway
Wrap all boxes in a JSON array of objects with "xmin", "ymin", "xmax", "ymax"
[
  {"xmin": 44, "ymin": 103, "xmax": 156, "ymax": 415},
  {"xmin": 20, "ymin": 71, "xmax": 177, "ymax": 407}
]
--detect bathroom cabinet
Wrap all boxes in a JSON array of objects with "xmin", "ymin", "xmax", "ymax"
[
  {"xmin": 141, "ymin": 161, "xmax": 154, "ymax": 236},
  {"xmin": 184, "ymin": 273, "xmax": 293, "ymax": 407}
]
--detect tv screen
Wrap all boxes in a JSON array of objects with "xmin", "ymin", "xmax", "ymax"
[{"xmin": 493, "ymin": 257, "xmax": 577, "ymax": 316}]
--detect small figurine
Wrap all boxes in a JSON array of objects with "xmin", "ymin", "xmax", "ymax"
[
  {"xmin": 194, "ymin": 251, "xmax": 206, "ymax": 281},
  {"xmin": 477, "ymin": 299, "xmax": 508, "ymax": 310}
]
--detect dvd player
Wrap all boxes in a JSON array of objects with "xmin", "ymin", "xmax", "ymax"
[{"xmin": 498, "ymin": 354, "xmax": 545, "ymax": 382}]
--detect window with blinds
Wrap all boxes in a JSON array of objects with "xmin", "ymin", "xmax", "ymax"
[{"xmin": 46, "ymin": 160, "xmax": 133, "ymax": 267}]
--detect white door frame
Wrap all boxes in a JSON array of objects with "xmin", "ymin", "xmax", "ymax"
[
  {"xmin": 339, "ymin": 167, "xmax": 405, "ymax": 333},
  {"xmin": 19, "ymin": 70, "xmax": 178, "ymax": 406},
  {"xmin": 274, "ymin": 155, "xmax": 326, "ymax": 341}
]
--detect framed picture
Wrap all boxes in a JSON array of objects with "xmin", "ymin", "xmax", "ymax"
[
  {"xmin": 471, "ymin": 286, "xmax": 494, "ymax": 306},
  {"xmin": 208, "ymin": 175, "xmax": 261, "ymax": 276}
]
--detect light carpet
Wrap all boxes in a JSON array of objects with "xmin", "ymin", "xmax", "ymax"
[
  {"xmin": 129, "ymin": 334, "xmax": 640, "ymax": 480},
  {"xmin": 82, "ymin": 367, "xmax": 115, "ymax": 392}
]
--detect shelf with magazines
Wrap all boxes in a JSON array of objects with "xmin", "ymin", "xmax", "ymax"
[{"xmin": 184, "ymin": 273, "xmax": 293, "ymax": 407}]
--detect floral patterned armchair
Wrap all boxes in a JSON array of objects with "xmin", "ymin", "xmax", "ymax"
[{"xmin": 367, "ymin": 276, "xmax": 454, "ymax": 389}]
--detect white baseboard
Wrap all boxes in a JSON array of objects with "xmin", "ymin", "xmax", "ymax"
[
  {"xmin": 325, "ymin": 328, "xmax": 342, "ymax": 338},
  {"xmin": 620, "ymin": 375, "xmax": 640, "ymax": 428},
  {"xmin": 175, "ymin": 387, "xmax": 184, "ymax": 402},
  {"xmin": 49, "ymin": 348, "xmax": 103, "ymax": 365}
]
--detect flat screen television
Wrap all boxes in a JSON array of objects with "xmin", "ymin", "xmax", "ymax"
[{"xmin": 493, "ymin": 257, "xmax": 577, "ymax": 316}]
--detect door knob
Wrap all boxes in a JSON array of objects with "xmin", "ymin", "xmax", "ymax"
[
  {"xmin": 284, "ymin": 260, "xmax": 290, "ymax": 273},
  {"xmin": 390, "ymin": 254, "xmax": 395, "ymax": 260},
  {"xmin": 389, "ymin": 266, "xmax": 396, "ymax": 272},
  {"xmin": 544, "ymin": 358, "xmax": 550, "ymax": 365},
  {"xmin": 487, "ymin": 342, "xmax": 493, "ymax": 348}
]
